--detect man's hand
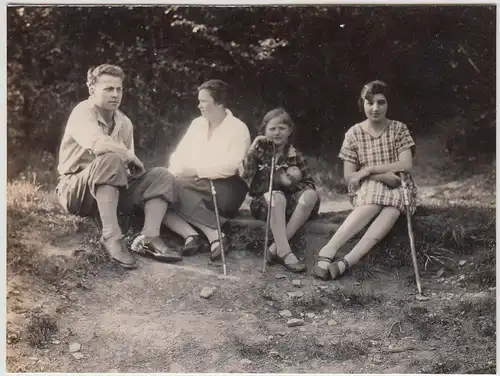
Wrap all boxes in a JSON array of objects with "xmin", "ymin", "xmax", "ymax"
[
  {"xmin": 179, "ymin": 167, "xmax": 198, "ymax": 178},
  {"xmin": 128, "ymin": 155, "xmax": 145, "ymax": 175}
]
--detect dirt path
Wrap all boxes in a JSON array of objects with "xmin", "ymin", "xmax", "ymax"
[{"xmin": 7, "ymin": 131, "xmax": 496, "ymax": 373}]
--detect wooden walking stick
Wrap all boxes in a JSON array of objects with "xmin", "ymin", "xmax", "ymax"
[
  {"xmin": 262, "ymin": 142, "xmax": 277, "ymax": 273},
  {"xmin": 399, "ymin": 171, "xmax": 429, "ymax": 301},
  {"xmin": 210, "ymin": 180, "xmax": 227, "ymax": 276}
]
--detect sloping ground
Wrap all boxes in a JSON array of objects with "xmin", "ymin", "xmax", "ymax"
[{"xmin": 6, "ymin": 130, "xmax": 496, "ymax": 373}]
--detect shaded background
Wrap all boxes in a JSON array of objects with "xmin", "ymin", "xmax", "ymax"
[{"xmin": 7, "ymin": 5, "xmax": 496, "ymax": 178}]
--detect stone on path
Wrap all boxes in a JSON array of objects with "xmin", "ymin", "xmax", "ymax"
[
  {"xmin": 200, "ymin": 286, "xmax": 217, "ymax": 299},
  {"xmin": 71, "ymin": 352, "xmax": 84, "ymax": 360},
  {"xmin": 240, "ymin": 358, "xmax": 253, "ymax": 365},
  {"xmin": 69, "ymin": 342, "xmax": 81, "ymax": 353},
  {"xmin": 306, "ymin": 312, "xmax": 316, "ymax": 319},
  {"xmin": 292, "ymin": 279, "xmax": 302, "ymax": 287},
  {"xmin": 288, "ymin": 291, "xmax": 304, "ymax": 299},
  {"xmin": 287, "ymin": 318, "xmax": 305, "ymax": 327},
  {"xmin": 328, "ymin": 319, "xmax": 338, "ymax": 326},
  {"xmin": 279, "ymin": 310, "xmax": 292, "ymax": 318},
  {"xmin": 276, "ymin": 274, "xmax": 287, "ymax": 279}
]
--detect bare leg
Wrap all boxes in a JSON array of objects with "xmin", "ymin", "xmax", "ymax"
[
  {"xmin": 191, "ymin": 222, "xmax": 222, "ymax": 246},
  {"xmin": 317, "ymin": 204, "xmax": 382, "ymax": 269},
  {"xmin": 338, "ymin": 206, "xmax": 401, "ymax": 274},
  {"xmin": 264, "ymin": 191, "xmax": 300, "ymax": 264},
  {"xmin": 269, "ymin": 189, "xmax": 318, "ymax": 255},
  {"xmin": 163, "ymin": 211, "xmax": 199, "ymax": 243}
]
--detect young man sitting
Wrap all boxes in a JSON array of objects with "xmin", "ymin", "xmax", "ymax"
[{"xmin": 55, "ymin": 64, "xmax": 182, "ymax": 269}]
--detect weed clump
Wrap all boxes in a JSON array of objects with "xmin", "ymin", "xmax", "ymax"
[{"xmin": 24, "ymin": 310, "xmax": 58, "ymax": 348}]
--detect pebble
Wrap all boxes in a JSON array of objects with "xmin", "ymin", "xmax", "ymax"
[
  {"xmin": 288, "ymin": 291, "xmax": 304, "ymax": 298},
  {"xmin": 315, "ymin": 339, "xmax": 326, "ymax": 347},
  {"xmin": 268, "ymin": 335, "xmax": 274, "ymax": 340},
  {"xmin": 240, "ymin": 358, "xmax": 253, "ymax": 365},
  {"xmin": 51, "ymin": 340, "xmax": 61, "ymax": 345},
  {"xmin": 69, "ymin": 342, "xmax": 81, "ymax": 353},
  {"xmin": 287, "ymin": 318, "xmax": 305, "ymax": 327},
  {"xmin": 277, "ymin": 332, "xmax": 286, "ymax": 336},
  {"xmin": 269, "ymin": 350, "xmax": 281, "ymax": 357},
  {"xmin": 292, "ymin": 279, "xmax": 302, "ymax": 287},
  {"xmin": 279, "ymin": 310, "xmax": 292, "ymax": 318},
  {"xmin": 458, "ymin": 260, "xmax": 467, "ymax": 266},
  {"xmin": 306, "ymin": 312, "xmax": 316, "ymax": 319},
  {"xmin": 276, "ymin": 274, "xmax": 287, "ymax": 279},
  {"xmin": 71, "ymin": 352, "xmax": 84, "ymax": 360},
  {"xmin": 200, "ymin": 286, "xmax": 217, "ymax": 299},
  {"xmin": 328, "ymin": 319, "xmax": 338, "ymax": 326}
]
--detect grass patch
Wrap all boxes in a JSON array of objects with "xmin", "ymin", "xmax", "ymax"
[
  {"xmin": 7, "ymin": 174, "xmax": 107, "ymax": 284},
  {"xmin": 322, "ymin": 286, "xmax": 382, "ymax": 309},
  {"xmin": 228, "ymin": 333, "xmax": 270, "ymax": 359},
  {"xmin": 24, "ymin": 310, "xmax": 58, "ymax": 348},
  {"xmin": 274, "ymin": 335, "xmax": 368, "ymax": 363}
]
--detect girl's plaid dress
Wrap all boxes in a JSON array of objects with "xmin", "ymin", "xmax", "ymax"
[
  {"xmin": 242, "ymin": 143, "xmax": 320, "ymax": 221},
  {"xmin": 339, "ymin": 120, "xmax": 418, "ymax": 214}
]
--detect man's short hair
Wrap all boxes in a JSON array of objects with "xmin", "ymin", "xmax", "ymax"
[
  {"xmin": 198, "ymin": 79, "xmax": 230, "ymax": 107},
  {"xmin": 86, "ymin": 64, "xmax": 125, "ymax": 88}
]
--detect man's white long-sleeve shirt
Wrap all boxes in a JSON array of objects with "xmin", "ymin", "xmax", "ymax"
[{"xmin": 168, "ymin": 110, "xmax": 251, "ymax": 179}]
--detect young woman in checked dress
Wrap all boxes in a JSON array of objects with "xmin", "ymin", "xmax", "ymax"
[{"xmin": 313, "ymin": 80, "xmax": 418, "ymax": 280}]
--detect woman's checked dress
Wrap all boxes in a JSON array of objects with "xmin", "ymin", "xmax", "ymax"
[{"xmin": 339, "ymin": 120, "xmax": 418, "ymax": 214}]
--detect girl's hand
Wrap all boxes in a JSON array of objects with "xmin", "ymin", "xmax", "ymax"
[
  {"xmin": 274, "ymin": 168, "xmax": 293, "ymax": 187},
  {"xmin": 249, "ymin": 135, "xmax": 271, "ymax": 153},
  {"xmin": 379, "ymin": 172, "xmax": 401, "ymax": 188},
  {"xmin": 349, "ymin": 167, "xmax": 371, "ymax": 190},
  {"xmin": 286, "ymin": 166, "xmax": 302, "ymax": 184}
]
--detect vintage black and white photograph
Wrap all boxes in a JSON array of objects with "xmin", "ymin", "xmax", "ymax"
[{"xmin": 6, "ymin": 3, "xmax": 496, "ymax": 373}]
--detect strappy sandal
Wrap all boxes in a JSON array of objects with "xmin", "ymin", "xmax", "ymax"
[
  {"xmin": 312, "ymin": 256, "xmax": 333, "ymax": 280},
  {"xmin": 267, "ymin": 248, "xmax": 306, "ymax": 273},
  {"xmin": 182, "ymin": 235, "xmax": 205, "ymax": 256},
  {"xmin": 328, "ymin": 258, "xmax": 350, "ymax": 280},
  {"xmin": 209, "ymin": 236, "xmax": 231, "ymax": 261}
]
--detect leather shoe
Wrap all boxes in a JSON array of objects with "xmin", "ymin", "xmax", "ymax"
[
  {"xmin": 99, "ymin": 236, "xmax": 137, "ymax": 269},
  {"xmin": 138, "ymin": 236, "xmax": 183, "ymax": 263}
]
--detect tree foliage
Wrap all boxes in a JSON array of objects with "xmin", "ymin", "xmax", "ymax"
[{"xmin": 7, "ymin": 5, "xmax": 495, "ymax": 175}]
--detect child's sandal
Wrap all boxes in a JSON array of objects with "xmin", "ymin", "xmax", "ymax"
[
  {"xmin": 312, "ymin": 256, "xmax": 334, "ymax": 281},
  {"xmin": 328, "ymin": 258, "xmax": 350, "ymax": 280}
]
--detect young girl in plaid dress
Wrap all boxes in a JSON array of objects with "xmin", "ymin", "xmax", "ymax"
[
  {"xmin": 242, "ymin": 108, "xmax": 320, "ymax": 272},
  {"xmin": 313, "ymin": 80, "xmax": 417, "ymax": 280}
]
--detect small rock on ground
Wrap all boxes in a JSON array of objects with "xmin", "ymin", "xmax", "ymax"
[
  {"xmin": 69, "ymin": 343, "xmax": 81, "ymax": 353},
  {"xmin": 71, "ymin": 352, "xmax": 84, "ymax": 360},
  {"xmin": 306, "ymin": 312, "xmax": 316, "ymax": 319},
  {"xmin": 279, "ymin": 310, "xmax": 292, "ymax": 318},
  {"xmin": 287, "ymin": 318, "xmax": 305, "ymax": 327},
  {"xmin": 200, "ymin": 286, "xmax": 217, "ymax": 299},
  {"xmin": 275, "ymin": 274, "xmax": 287, "ymax": 279},
  {"xmin": 288, "ymin": 291, "xmax": 304, "ymax": 298},
  {"xmin": 292, "ymin": 279, "xmax": 302, "ymax": 287},
  {"xmin": 328, "ymin": 319, "xmax": 338, "ymax": 326},
  {"xmin": 240, "ymin": 358, "xmax": 253, "ymax": 365}
]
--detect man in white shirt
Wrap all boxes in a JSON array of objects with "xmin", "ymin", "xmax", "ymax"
[
  {"xmin": 164, "ymin": 79, "xmax": 251, "ymax": 260},
  {"xmin": 56, "ymin": 64, "xmax": 183, "ymax": 269}
]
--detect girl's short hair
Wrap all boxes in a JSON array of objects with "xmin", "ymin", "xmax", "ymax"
[
  {"xmin": 86, "ymin": 64, "xmax": 124, "ymax": 88},
  {"xmin": 198, "ymin": 79, "xmax": 230, "ymax": 107},
  {"xmin": 357, "ymin": 80, "xmax": 390, "ymax": 112},
  {"xmin": 260, "ymin": 108, "xmax": 295, "ymax": 135}
]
